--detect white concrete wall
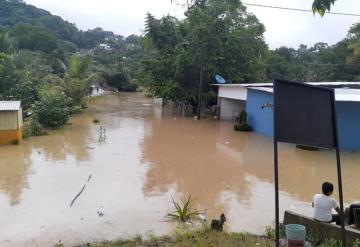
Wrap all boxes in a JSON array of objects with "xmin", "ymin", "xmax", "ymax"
[
  {"xmin": 218, "ymin": 86, "xmax": 247, "ymax": 100},
  {"xmin": 219, "ymin": 98, "xmax": 246, "ymax": 120}
]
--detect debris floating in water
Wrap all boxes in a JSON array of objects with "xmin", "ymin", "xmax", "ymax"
[{"xmin": 69, "ymin": 174, "xmax": 92, "ymax": 208}]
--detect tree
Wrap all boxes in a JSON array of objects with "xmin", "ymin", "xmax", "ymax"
[
  {"xmin": 0, "ymin": 53, "xmax": 18, "ymax": 96},
  {"xmin": 142, "ymin": 0, "xmax": 268, "ymax": 113},
  {"xmin": 0, "ymin": 53, "xmax": 38, "ymax": 110},
  {"xmin": 33, "ymin": 86, "xmax": 70, "ymax": 128},
  {"xmin": 0, "ymin": 30, "xmax": 14, "ymax": 53},
  {"xmin": 347, "ymin": 23, "xmax": 360, "ymax": 65},
  {"xmin": 312, "ymin": 0, "xmax": 337, "ymax": 16},
  {"xmin": 12, "ymin": 24, "xmax": 58, "ymax": 53}
]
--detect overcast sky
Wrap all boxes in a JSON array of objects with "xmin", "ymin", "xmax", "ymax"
[{"xmin": 25, "ymin": 0, "xmax": 360, "ymax": 49}]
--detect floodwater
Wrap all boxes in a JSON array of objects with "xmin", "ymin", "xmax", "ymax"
[{"xmin": 0, "ymin": 93, "xmax": 360, "ymax": 246}]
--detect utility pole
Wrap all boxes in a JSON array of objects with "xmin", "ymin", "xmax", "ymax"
[{"xmin": 197, "ymin": 61, "xmax": 203, "ymax": 120}]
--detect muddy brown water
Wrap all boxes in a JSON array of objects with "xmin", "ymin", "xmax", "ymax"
[{"xmin": 0, "ymin": 93, "xmax": 359, "ymax": 246}]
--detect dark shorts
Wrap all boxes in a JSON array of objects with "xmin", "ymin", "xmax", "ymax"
[
  {"xmin": 348, "ymin": 204, "xmax": 360, "ymax": 225},
  {"xmin": 315, "ymin": 214, "xmax": 340, "ymax": 225}
]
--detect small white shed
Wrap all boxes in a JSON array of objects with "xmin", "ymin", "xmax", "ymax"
[{"xmin": 0, "ymin": 101, "xmax": 23, "ymax": 145}]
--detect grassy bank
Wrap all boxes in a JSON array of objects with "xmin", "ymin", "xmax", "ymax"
[{"xmin": 71, "ymin": 228, "xmax": 274, "ymax": 247}]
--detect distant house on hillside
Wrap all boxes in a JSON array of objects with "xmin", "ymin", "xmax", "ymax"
[
  {"xmin": 0, "ymin": 101, "xmax": 23, "ymax": 145},
  {"xmin": 99, "ymin": 43, "xmax": 112, "ymax": 51},
  {"xmin": 77, "ymin": 49, "xmax": 95, "ymax": 56}
]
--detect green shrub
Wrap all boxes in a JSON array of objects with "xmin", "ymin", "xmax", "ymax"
[
  {"xmin": 240, "ymin": 123, "xmax": 253, "ymax": 131},
  {"xmin": 11, "ymin": 139, "xmax": 20, "ymax": 145},
  {"xmin": 353, "ymin": 239, "xmax": 360, "ymax": 247},
  {"xmin": 70, "ymin": 105, "xmax": 82, "ymax": 115},
  {"xmin": 264, "ymin": 223, "xmax": 285, "ymax": 241},
  {"xmin": 33, "ymin": 87, "xmax": 71, "ymax": 128},
  {"xmin": 321, "ymin": 239, "xmax": 342, "ymax": 247},
  {"xmin": 234, "ymin": 110, "xmax": 253, "ymax": 132},
  {"xmin": 23, "ymin": 120, "xmax": 47, "ymax": 138},
  {"xmin": 238, "ymin": 110, "xmax": 248, "ymax": 124},
  {"xmin": 234, "ymin": 123, "xmax": 253, "ymax": 132},
  {"xmin": 234, "ymin": 124, "xmax": 240, "ymax": 131}
]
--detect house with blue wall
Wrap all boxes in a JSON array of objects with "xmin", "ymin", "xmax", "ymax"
[{"xmin": 216, "ymin": 82, "xmax": 360, "ymax": 150}]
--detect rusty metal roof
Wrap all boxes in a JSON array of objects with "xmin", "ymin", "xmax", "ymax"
[{"xmin": 0, "ymin": 101, "xmax": 21, "ymax": 111}]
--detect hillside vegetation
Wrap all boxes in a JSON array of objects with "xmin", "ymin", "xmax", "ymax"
[{"xmin": 0, "ymin": 0, "xmax": 359, "ymax": 128}]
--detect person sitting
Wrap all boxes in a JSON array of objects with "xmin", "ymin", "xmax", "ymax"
[
  {"xmin": 347, "ymin": 203, "xmax": 360, "ymax": 227},
  {"xmin": 312, "ymin": 182, "xmax": 341, "ymax": 225}
]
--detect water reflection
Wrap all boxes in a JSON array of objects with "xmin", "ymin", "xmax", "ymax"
[
  {"xmin": 141, "ymin": 118, "xmax": 252, "ymax": 215},
  {"xmin": 0, "ymin": 145, "xmax": 31, "ymax": 205},
  {"xmin": 141, "ymin": 111, "xmax": 360, "ymax": 232},
  {"xmin": 29, "ymin": 114, "xmax": 93, "ymax": 162}
]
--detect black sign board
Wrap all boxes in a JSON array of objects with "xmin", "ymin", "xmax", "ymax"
[
  {"xmin": 272, "ymin": 79, "xmax": 346, "ymax": 247},
  {"xmin": 274, "ymin": 79, "xmax": 336, "ymax": 148}
]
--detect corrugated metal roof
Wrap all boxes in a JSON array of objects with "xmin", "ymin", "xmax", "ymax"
[
  {"xmin": 246, "ymin": 87, "xmax": 360, "ymax": 102},
  {"xmin": 0, "ymin": 101, "xmax": 21, "ymax": 111},
  {"xmin": 216, "ymin": 82, "xmax": 360, "ymax": 102},
  {"xmin": 214, "ymin": 82, "xmax": 360, "ymax": 87}
]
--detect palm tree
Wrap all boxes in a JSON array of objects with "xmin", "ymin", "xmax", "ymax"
[
  {"xmin": 61, "ymin": 55, "xmax": 99, "ymax": 106},
  {"xmin": 347, "ymin": 41, "xmax": 360, "ymax": 65}
]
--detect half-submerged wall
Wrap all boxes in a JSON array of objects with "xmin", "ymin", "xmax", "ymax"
[
  {"xmin": 336, "ymin": 101, "xmax": 360, "ymax": 150},
  {"xmin": 245, "ymin": 88, "xmax": 360, "ymax": 150},
  {"xmin": 246, "ymin": 89, "xmax": 274, "ymax": 136}
]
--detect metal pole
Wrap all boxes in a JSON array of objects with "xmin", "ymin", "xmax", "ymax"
[
  {"xmin": 335, "ymin": 147, "xmax": 346, "ymax": 247},
  {"xmin": 273, "ymin": 80, "xmax": 280, "ymax": 247},
  {"xmin": 331, "ymin": 91, "xmax": 346, "ymax": 247},
  {"xmin": 197, "ymin": 62, "xmax": 203, "ymax": 120},
  {"xmin": 274, "ymin": 140, "xmax": 280, "ymax": 247}
]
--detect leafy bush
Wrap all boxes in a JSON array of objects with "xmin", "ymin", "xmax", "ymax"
[
  {"xmin": 234, "ymin": 123, "xmax": 253, "ymax": 132},
  {"xmin": 103, "ymin": 70, "xmax": 138, "ymax": 92},
  {"xmin": 353, "ymin": 239, "xmax": 360, "ymax": 247},
  {"xmin": 320, "ymin": 239, "xmax": 342, "ymax": 247},
  {"xmin": 264, "ymin": 223, "xmax": 285, "ymax": 241},
  {"xmin": 11, "ymin": 139, "xmax": 20, "ymax": 145},
  {"xmin": 69, "ymin": 105, "xmax": 82, "ymax": 115},
  {"xmin": 33, "ymin": 87, "xmax": 70, "ymax": 128},
  {"xmin": 234, "ymin": 110, "xmax": 253, "ymax": 132},
  {"xmin": 23, "ymin": 120, "xmax": 47, "ymax": 138},
  {"xmin": 238, "ymin": 110, "xmax": 247, "ymax": 124}
]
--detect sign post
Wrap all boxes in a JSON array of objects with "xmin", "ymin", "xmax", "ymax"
[{"xmin": 273, "ymin": 79, "xmax": 346, "ymax": 247}]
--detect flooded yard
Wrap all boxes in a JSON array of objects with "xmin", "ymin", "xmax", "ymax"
[{"xmin": 0, "ymin": 93, "xmax": 360, "ymax": 246}]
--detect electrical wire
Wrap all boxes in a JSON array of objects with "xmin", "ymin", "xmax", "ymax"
[{"xmin": 242, "ymin": 3, "xmax": 360, "ymax": 17}]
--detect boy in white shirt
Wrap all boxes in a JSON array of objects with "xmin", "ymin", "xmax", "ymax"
[{"xmin": 312, "ymin": 182, "xmax": 341, "ymax": 225}]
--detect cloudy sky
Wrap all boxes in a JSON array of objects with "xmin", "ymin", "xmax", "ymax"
[{"xmin": 25, "ymin": 0, "xmax": 360, "ymax": 49}]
